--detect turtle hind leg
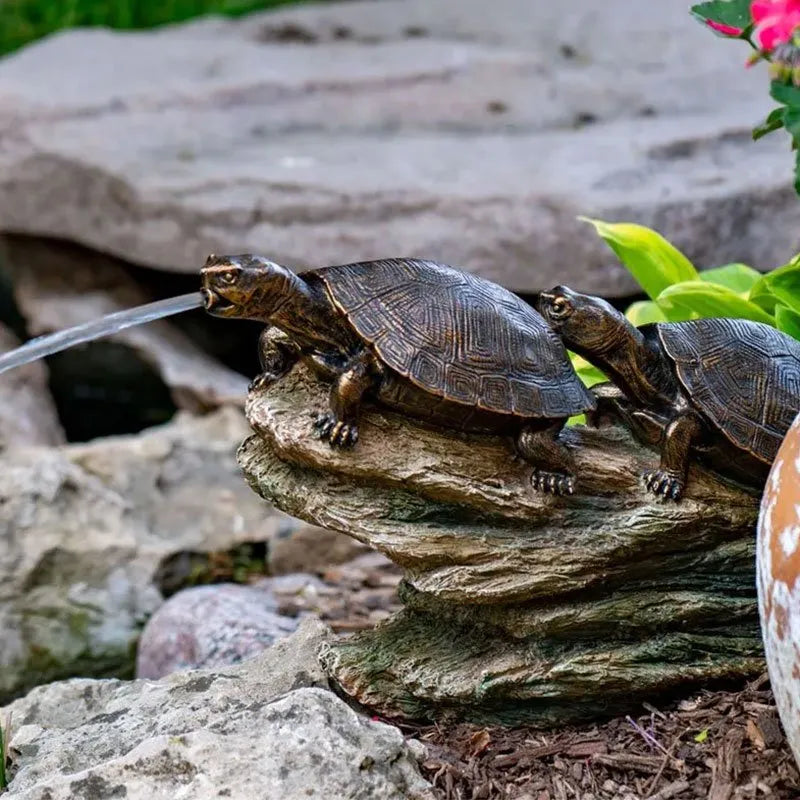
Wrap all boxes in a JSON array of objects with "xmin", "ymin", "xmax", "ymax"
[
  {"xmin": 516, "ymin": 421, "xmax": 576, "ymax": 497},
  {"xmin": 642, "ymin": 412, "xmax": 702, "ymax": 502},
  {"xmin": 314, "ymin": 349, "xmax": 382, "ymax": 449}
]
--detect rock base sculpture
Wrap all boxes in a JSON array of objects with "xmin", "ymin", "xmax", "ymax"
[{"xmin": 239, "ymin": 366, "xmax": 764, "ymax": 725}]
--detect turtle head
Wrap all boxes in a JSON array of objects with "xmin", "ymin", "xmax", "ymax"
[
  {"xmin": 201, "ymin": 254, "xmax": 298, "ymax": 321},
  {"xmin": 537, "ymin": 285, "xmax": 630, "ymax": 357}
]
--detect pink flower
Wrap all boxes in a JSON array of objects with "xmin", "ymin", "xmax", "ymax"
[
  {"xmin": 752, "ymin": 0, "xmax": 800, "ymax": 51},
  {"xmin": 706, "ymin": 19, "xmax": 744, "ymax": 36}
]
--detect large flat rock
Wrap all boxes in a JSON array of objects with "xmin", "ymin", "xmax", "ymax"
[{"xmin": 0, "ymin": 0, "xmax": 794, "ymax": 295}]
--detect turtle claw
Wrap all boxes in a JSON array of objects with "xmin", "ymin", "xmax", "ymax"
[
  {"xmin": 642, "ymin": 469, "xmax": 684, "ymax": 502},
  {"xmin": 248, "ymin": 372, "xmax": 276, "ymax": 393},
  {"xmin": 532, "ymin": 470, "xmax": 575, "ymax": 496},
  {"xmin": 313, "ymin": 413, "xmax": 359, "ymax": 449}
]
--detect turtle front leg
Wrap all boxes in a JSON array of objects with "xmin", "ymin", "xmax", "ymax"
[
  {"xmin": 313, "ymin": 349, "xmax": 381, "ymax": 449},
  {"xmin": 643, "ymin": 412, "xmax": 702, "ymax": 501},
  {"xmin": 516, "ymin": 421, "xmax": 576, "ymax": 496},
  {"xmin": 250, "ymin": 327, "xmax": 301, "ymax": 392}
]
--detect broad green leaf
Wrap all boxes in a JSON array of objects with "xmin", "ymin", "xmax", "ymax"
[
  {"xmin": 699, "ymin": 263, "xmax": 761, "ymax": 293},
  {"xmin": 580, "ymin": 217, "xmax": 699, "ymax": 301},
  {"xmin": 690, "ymin": 0, "xmax": 751, "ymax": 31},
  {"xmin": 753, "ymin": 107, "xmax": 786, "ymax": 141},
  {"xmin": 748, "ymin": 277, "xmax": 779, "ymax": 314},
  {"xmin": 762, "ymin": 257, "xmax": 800, "ymax": 315},
  {"xmin": 625, "ymin": 300, "xmax": 667, "ymax": 326},
  {"xmin": 657, "ymin": 281, "xmax": 775, "ymax": 324},
  {"xmin": 567, "ymin": 353, "xmax": 605, "ymax": 426},
  {"xmin": 776, "ymin": 304, "xmax": 800, "ymax": 342},
  {"xmin": 569, "ymin": 352, "xmax": 606, "ymax": 388}
]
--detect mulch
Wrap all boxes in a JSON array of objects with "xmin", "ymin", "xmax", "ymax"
[
  {"xmin": 239, "ymin": 549, "xmax": 799, "ymax": 799},
  {"xmin": 399, "ymin": 675, "xmax": 799, "ymax": 800},
  {"xmin": 296, "ymin": 554, "xmax": 799, "ymax": 799}
]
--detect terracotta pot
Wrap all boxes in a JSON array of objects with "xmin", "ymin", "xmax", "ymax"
[{"xmin": 757, "ymin": 411, "xmax": 800, "ymax": 768}]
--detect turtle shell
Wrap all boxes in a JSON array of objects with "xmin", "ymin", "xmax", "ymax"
[
  {"xmin": 308, "ymin": 259, "xmax": 594, "ymax": 419},
  {"xmin": 656, "ymin": 318, "xmax": 800, "ymax": 464}
]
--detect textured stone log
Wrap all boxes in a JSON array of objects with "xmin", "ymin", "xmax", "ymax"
[{"xmin": 239, "ymin": 365, "xmax": 764, "ymax": 725}]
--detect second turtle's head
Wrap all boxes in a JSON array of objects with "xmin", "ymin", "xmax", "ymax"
[
  {"xmin": 201, "ymin": 254, "xmax": 297, "ymax": 320},
  {"xmin": 537, "ymin": 285, "xmax": 629, "ymax": 356}
]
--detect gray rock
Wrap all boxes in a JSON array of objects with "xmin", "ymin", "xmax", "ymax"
[
  {"xmin": 0, "ymin": 0, "xmax": 793, "ymax": 295},
  {"xmin": 0, "ymin": 406, "xmax": 296, "ymax": 702},
  {"xmin": 1, "ymin": 236, "xmax": 248, "ymax": 412},
  {"xmin": 2, "ymin": 620, "xmax": 433, "ymax": 800},
  {"xmin": 0, "ymin": 323, "xmax": 64, "ymax": 448},
  {"xmin": 135, "ymin": 583, "xmax": 298, "ymax": 679}
]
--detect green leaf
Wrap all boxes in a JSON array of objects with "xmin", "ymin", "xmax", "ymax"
[
  {"xmin": 699, "ymin": 263, "xmax": 761, "ymax": 293},
  {"xmin": 694, "ymin": 729, "xmax": 709, "ymax": 744},
  {"xmin": 580, "ymin": 217, "xmax": 699, "ymax": 301},
  {"xmin": 784, "ymin": 107, "xmax": 800, "ymax": 140},
  {"xmin": 749, "ymin": 273, "xmax": 780, "ymax": 315},
  {"xmin": 776, "ymin": 304, "xmax": 800, "ymax": 341},
  {"xmin": 771, "ymin": 82, "xmax": 800, "ymax": 108},
  {"xmin": 569, "ymin": 352, "xmax": 606, "ymax": 388},
  {"xmin": 690, "ymin": 0, "xmax": 751, "ymax": 31},
  {"xmin": 795, "ymin": 148, "xmax": 800, "ymax": 197},
  {"xmin": 762, "ymin": 257, "xmax": 800, "ymax": 315},
  {"xmin": 753, "ymin": 107, "xmax": 786, "ymax": 141},
  {"xmin": 625, "ymin": 300, "xmax": 667, "ymax": 326},
  {"xmin": 657, "ymin": 281, "xmax": 775, "ymax": 324}
]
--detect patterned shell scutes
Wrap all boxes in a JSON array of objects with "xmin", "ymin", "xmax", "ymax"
[
  {"xmin": 311, "ymin": 259, "xmax": 595, "ymax": 418},
  {"xmin": 658, "ymin": 318, "xmax": 800, "ymax": 463}
]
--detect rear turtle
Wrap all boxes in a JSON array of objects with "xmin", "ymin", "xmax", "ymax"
[
  {"xmin": 202, "ymin": 255, "xmax": 595, "ymax": 495},
  {"xmin": 538, "ymin": 285, "xmax": 800, "ymax": 500}
]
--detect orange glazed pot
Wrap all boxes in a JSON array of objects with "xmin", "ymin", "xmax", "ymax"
[{"xmin": 758, "ymin": 411, "xmax": 800, "ymax": 768}]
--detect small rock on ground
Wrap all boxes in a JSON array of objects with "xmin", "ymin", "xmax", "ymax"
[
  {"xmin": 137, "ymin": 553, "xmax": 403, "ymax": 678},
  {"xmin": 135, "ymin": 583, "xmax": 298, "ymax": 679}
]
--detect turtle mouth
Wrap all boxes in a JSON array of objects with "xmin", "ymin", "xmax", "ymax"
[{"xmin": 202, "ymin": 288, "xmax": 237, "ymax": 316}]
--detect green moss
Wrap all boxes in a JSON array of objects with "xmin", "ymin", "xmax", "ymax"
[
  {"xmin": 0, "ymin": 0, "xmax": 307, "ymax": 56},
  {"xmin": 67, "ymin": 609, "xmax": 90, "ymax": 639}
]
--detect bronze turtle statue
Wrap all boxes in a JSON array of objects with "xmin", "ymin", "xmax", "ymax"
[
  {"xmin": 538, "ymin": 285, "xmax": 800, "ymax": 500},
  {"xmin": 201, "ymin": 255, "xmax": 595, "ymax": 495}
]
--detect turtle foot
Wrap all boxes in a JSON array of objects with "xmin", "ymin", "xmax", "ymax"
[
  {"xmin": 532, "ymin": 470, "xmax": 575, "ymax": 496},
  {"xmin": 642, "ymin": 469, "xmax": 684, "ymax": 501},
  {"xmin": 313, "ymin": 413, "xmax": 359, "ymax": 448}
]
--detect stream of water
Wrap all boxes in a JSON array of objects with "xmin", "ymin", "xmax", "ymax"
[{"xmin": 0, "ymin": 292, "xmax": 204, "ymax": 376}]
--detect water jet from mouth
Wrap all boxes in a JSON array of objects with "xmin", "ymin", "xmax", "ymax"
[{"xmin": 0, "ymin": 292, "xmax": 204, "ymax": 376}]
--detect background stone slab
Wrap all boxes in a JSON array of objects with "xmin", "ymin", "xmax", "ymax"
[
  {"xmin": 0, "ymin": 323, "xmax": 64, "ymax": 448},
  {"xmin": 0, "ymin": 0, "xmax": 792, "ymax": 295}
]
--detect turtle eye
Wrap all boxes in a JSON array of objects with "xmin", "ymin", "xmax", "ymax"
[
  {"xmin": 221, "ymin": 270, "xmax": 238, "ymax": 285},
  {"xmin": 549, "ymin": 297, "xmax": 571, "ymax": 318}
]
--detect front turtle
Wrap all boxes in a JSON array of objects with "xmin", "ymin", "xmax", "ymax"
[
  {"xmin": 538, "ymin": 285, "xmax": 800, "ymax": 500},
  {"xmin": 202, "ymin": 255, "xmax": 594, "ymax": 495}
]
